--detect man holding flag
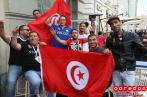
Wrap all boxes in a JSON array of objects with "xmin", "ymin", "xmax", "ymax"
[
  {"xmin": 88, "ymin": 34, "xmax": 114, "ymax": 97},
  {"xmin": 28, "ymin": 0, "xmax": 72, "ymax": 45},
  {"xmin": 44, "ymin": 1, "xmax": 72, "ymax": 96},
  {"xmin": 46, "ymin": 14, "xmax": 72, "ymax": 97},
  {"xmin": 28, "ymin": 0, "xmax": 114, "ymax": 97},
  {"xmin": 28, "ymin": 0, "xmax": 72, "ymax": 97},
  {"xmin": 40, "ymin": 42, "xmax": 115, "ymax": 97}
]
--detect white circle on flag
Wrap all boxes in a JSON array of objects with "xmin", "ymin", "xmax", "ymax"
[
  {"xmin": 66, "ymin": 61, "xmax": 89, "ymax": 90},
  {"xmin": 51, "ymin": 13, "xmax": 60, "ymax": 25}
]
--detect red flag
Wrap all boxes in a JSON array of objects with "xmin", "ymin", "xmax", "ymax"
[
  {"xmin": 28, "ymin": 0, "xmax": 71, "ymax": 44},
  {"xmin": 40, "ymin": 46, "xmax": 115, "ymax": 97}
]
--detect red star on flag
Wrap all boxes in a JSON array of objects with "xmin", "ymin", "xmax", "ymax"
[{"xmin": 77, "ymin": 70, "xmax": 84, "ymax": 80}]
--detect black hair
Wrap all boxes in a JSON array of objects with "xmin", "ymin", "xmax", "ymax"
[
  {"xmin": 32, "ymin": 9, "xmax": 41, "ymax": 15},
  {"xmin": 79, "ymin": 22, "xmax": 86, "ymax": 27},
  {"xmin": 59, "ymin": 15, "xmax": 67, "ymax": 19},
  {"xmin": 18, "ymin": 25, "xmax": 26, "ymax": 34},
  {"xmin": 71, "ymin": 29, "xmax": 78, "ymax": 34},
  {"xmin": 98, "ymin": 31, "xmax": 103, "ymax": 35},
  {"xmin": 88, "ymin": 33, "xmax": 97, "ymax": 40},
  {"xmin": 84, "ymin": 22, "xmax": 89, "ymax": 27},
  {"xmin": 90, "ymin": 31, "xmax": 95, "ymax": 34}
]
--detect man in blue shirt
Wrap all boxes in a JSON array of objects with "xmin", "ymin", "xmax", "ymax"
[
  {"xmin": 46, "ymin": 15, "xmax": 72, "ymax": 97},
  {"xmin": 46, "ymin": 15, "xmax": 72, "ymax": 49}
]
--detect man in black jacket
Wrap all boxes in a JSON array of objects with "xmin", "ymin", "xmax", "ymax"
[{"xmin": 106, "ymin": 16, "xmax": 147, "ymax": 97}]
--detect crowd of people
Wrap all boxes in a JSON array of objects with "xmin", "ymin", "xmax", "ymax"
[
  {"xmin": 135, "ymin": 29, "xmax": 147, "ymax": 49},
  {"xmin": 0, "ymin": 9, "xmax": 147, "ymax": 97}
]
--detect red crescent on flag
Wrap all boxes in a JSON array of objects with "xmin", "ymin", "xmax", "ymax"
[{"xmin": 71, "ymin": 66, "xmax": 80, "ymax": 85}]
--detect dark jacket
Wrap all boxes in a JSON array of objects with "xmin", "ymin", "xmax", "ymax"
[{"xmin": 106, "ymin": 31, "xmax": 147, "ymax": 71}]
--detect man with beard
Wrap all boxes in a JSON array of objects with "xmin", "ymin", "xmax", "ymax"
[
  {"xmin": 88, "ymin": 34, "xmax": 113, "ymax": 97},
  {"xmin": 50, "ymin": 28, "xmax": 87, "ymax": 51}
]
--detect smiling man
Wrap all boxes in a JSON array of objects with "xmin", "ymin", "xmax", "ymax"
[{"xmin": 88, "ymin": 34, "xmax": 109, "ymax": 54}]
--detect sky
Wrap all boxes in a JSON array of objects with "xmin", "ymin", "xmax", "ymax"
[{"xmin": 137, "ymin": 0, "xmax": 147, "ymax": 16}]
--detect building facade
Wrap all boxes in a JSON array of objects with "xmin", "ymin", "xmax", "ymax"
[
  {"xmin": 96, "ymin": 0, "xmax": 118, "ymax": 32},
  {"xmin": 117, "ymin": 0, "xmax": 139, "ymax": 32},
  {"xmin": 71, "ymin": 0, "xmax": 117, "ymax": 32}
]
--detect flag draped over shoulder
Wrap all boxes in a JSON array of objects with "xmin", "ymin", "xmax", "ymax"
[
  {"xmin": 40, "ymin": 46, "xmax": 115, "ymax": 97},
  {"xmin": 28, "ymin": 0, "xmax": 71, "ymax": 44}
]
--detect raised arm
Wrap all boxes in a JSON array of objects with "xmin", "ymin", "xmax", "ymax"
[
  {"xmin": 0, "ymin": 21, "xmax": 11, "ymax": 44},
  {"xmin": 11, "ymin": 27, "xmax": 22, "ymax": 51},
  {"xmin": 45, "ymin": 16, "xmax": 52, "ymax": 27},
  {"xmin": 49, "ymin": 27, "xmax": 67, "ymax": 45}
]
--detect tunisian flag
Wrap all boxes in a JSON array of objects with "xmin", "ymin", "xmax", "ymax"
[
  {"xmin": 28, "ymin": 0, "xmax": 71, "ymax": 44},
  {"xmin": 40, "ymin": 46, "xmax": 115, "ymax": 97}
]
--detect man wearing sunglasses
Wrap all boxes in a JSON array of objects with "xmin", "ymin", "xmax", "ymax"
[{"xmin": 0, "ymin": 22, "xmax": 29, "ymax": 97}]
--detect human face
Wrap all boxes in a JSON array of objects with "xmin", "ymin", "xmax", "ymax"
[
  {"xmin": 79, "ymin": 23, "xmax": 86, "ymax": 33},
  {"xmin": 33, "ymin": 11, "xmax": 41, "ymax": 19},
  {"xmin": 88, "ymin": 36, "xmax": 98, "ymax": 50},
  {"xmin": 21, "ymin": 26, "xmax": 30, "ymax": 38},
  {"xmin": 59, "ymin": 16, "xmax": 66, "ymax": 26},
  {"xmin": 71, "ymin": 30, "xmax": 78, "ymax": 40},
  {"xmin": 29, "ymin": 32, "xmax": 39, "ymax": 46},
  {"xmin": 109, "ymin": 19, "xmax": 122, "ymax": 33}
]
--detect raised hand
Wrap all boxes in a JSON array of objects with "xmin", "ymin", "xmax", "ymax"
[
  {"xmin": 103, "ymin": 48, "xmax": 110, "ymax": 55},
  {"xmin": 0, "ymin": 21, "xmax": 11, "ymax": 44},
  {"xmin": 12, "ymin": 27, "xmax": 19, "ymax": 36}
]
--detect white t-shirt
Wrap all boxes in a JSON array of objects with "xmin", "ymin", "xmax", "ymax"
[{"xmin": 78, "ymin": 34, "xmax": 89, "ymax": 52}]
